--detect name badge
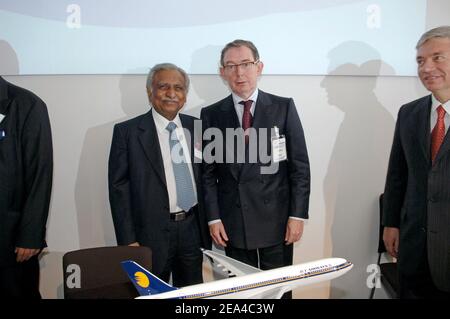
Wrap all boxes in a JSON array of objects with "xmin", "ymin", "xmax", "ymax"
[{"xmin": 272, "ymin": 137, "xmax": 287, "ymax": 163}]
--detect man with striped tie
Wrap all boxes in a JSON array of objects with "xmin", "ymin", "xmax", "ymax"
[
  {"xmin": 108, "ymin": 63, "xmax": 210, "ymax": 287},
  {"xmin": 383, "ymin": 26, "xmax": 450, "ymax": 298}
]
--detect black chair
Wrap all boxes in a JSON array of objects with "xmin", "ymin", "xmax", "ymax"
[
  {"xmin": 62, "ymin": 246, "xmax": 152, "ymax": 299},
  {"xmin": 369, "ymin": 194, "xmax": 399, "ymax": 299}
]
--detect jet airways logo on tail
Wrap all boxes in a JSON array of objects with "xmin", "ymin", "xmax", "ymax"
[{"xmin": 134, "ymin": 272, "xmax": 150, "ymax": 288}]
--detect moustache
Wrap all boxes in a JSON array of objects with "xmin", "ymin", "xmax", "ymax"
[{"xmin": 162, "ymin": 99, "xmax": 179, "ymax": 103}]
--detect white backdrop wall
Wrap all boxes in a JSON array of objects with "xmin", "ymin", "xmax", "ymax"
[
  {"xmin": 2, "ymin": 0, "xmax": 449, "ymax": 299},
  {"xmin": 2, "ymin": 73, "xmax": 422, "ymax": 299}
]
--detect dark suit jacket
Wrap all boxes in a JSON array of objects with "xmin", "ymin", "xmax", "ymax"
[
  {"xmin": 383, "ymin": 95, "xmax": 450, "ymax": 292},
  {"xmin": 201, "ymin": 90, "xmax": 310, "ymax": 250},
  {"xmin": 108, "ymin": 111, "xmax": 211, "ymax": 276},
  {"xmin": 0, "ymin": 77, "xmax": 53, "ymax": 267}
]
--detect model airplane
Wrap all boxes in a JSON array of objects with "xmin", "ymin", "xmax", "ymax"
[{"xmin": 121, "ymin": 249, "xmax": 353, "ymax": 299}]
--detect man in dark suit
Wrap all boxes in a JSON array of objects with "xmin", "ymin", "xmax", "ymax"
[
  {"xmin": 201, "ymin": 40, "xmax": 310, "ymax": 292},
  {"xmin": 383, "ymin": 26, "xmax": 450, "ymax": 298},
  {"xmin": 108, "ymin": 63, "xmax": 210, "ymax": 287},
  {"xmin": 0, "ymin": 76, "xmax": 53, "ymax": 298}
]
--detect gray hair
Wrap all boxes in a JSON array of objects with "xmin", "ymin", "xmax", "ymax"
[
  {"xmin": 416, "ymin": 25, "xmax": 450, "ymax": 49},
  {"xmin": 146, "ymin": 63, "xmax": 190, "ymax": 93},
  {"xmin": 220, "ymin": 39, "xmax": 260, "ymax": 66}
]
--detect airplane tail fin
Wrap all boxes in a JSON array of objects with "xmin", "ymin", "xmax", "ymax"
[{"xmin": 121, "ymin": 260, "xmax": 177, "ymax": 296}]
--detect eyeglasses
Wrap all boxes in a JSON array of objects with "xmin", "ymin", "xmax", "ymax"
[{"xmin": 222, "ymin": 61, "xmax": 259, "ymax": 72}]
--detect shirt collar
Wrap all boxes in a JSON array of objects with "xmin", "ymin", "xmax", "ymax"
[
  {"xmin": 151, "ymin": 107, "xmax": 182, "ymax": 134},
  {"xmin": 232, "ymin": 89, "xmax": 259, "ymax": 106},
  {"xmin": 431, "ymin": 95, "xmax": 450, "ymax": 114}
]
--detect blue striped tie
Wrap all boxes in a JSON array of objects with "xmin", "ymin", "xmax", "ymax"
[{"xmin": 166, "ymin": 122, "xmax": 196, "ymax": 212}]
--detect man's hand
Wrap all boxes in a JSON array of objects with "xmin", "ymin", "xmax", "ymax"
[
  {"xmin": 285, "ymin": 219, "xmax": 304, "ymax": 245},
  {"xmin": 209, "ymin": 222, "xmax": 229, "ymax": 247},
  {"xmin": 128, "ymin": 242, "xmax": 140, "ymax": 247},
  {"xmin": 383, "ymin": 227, "xmax": 399, "ymax": 258},
  {"xmin": 15, "ymin": 247, "xmax": 41, "ymax": 263}
]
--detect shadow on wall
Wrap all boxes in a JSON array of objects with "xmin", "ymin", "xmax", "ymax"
[
  {"xmin": 74, "ymin": 72, "xmax": 149, "ymax": 249},
  {"xmin": 185, "ymin": 45, "xmax": 229, "ymax": 117},
  {"xmin": 321, "ymin": 41, "xmax": 396, "ymax": 298},
  {"xmin": 0, "ymin": 40, "xmax": 19, "ymax": 75},
  {"xmin": 73, "ymin": 55, "xmax": 226, "ymax": 250}
]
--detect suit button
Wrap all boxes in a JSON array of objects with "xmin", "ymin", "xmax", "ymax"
[
  {"xmin": 421, "ymin": 227, "xmax": 426, "ymax": 233},
  {"xmin": 264, "ymin": 199, "xmax": 269, "ymax": 204}
]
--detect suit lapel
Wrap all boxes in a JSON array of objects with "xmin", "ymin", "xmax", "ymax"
[
  {"xmin": 220, "ymin": 95, "xmax": 241, "ymax": 129},
  {"xmin": 0, "ymin": 77, "xmax": 7, "ymax": 100},
  {"xmin": 220, "ymin": 96, "xmax": 241, "ymax": 181},
  {"xmin": 435, "ymin": 131, "xmax": 450, "ymax": 164},
  {"xmin": 180, "ymin": 114, "xmax": 200, "ymax": 182},
  {"xmin": 138, "ymin": 111, "xmax": 167, "ymax": 186},
  {"xmin": 408, "ymin": 96, "xmax": 432, "ymax": 166},
  {"xmin": 0, "ymin": 77, "xmax": 10, "ymax": 115},
  {"xmin": 240, "ymin": 91, "xmax": 274, "ymax": 180},
  {"xmin": 251, "ymin": 91, "xmax": 275, "ymax": 130}
]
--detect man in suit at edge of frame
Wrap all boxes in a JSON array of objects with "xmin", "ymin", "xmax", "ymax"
[
  {"xmin": 0, "ymin": 76, "xmax": 53, "ymax": 298},
  {"xmin": 383, "ymin": 26, "xmax": 450, "ymax": 298}
]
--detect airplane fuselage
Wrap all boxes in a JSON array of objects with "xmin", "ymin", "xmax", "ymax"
[{"xmin": 137, "ymin": 258, "xmax": 352, "ymax": 299}]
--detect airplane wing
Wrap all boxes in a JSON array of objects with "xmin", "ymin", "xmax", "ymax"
[
  {"xmin": 243, "ymin": 286, "xmax": 290, "ymax": 299},
  {"xmin": 202, "ymin": 249, "xmax": 262, "ymax": 277},
  {"xmin": 263, "ymin": 287, "xmax": 290, "ymax": 299}
]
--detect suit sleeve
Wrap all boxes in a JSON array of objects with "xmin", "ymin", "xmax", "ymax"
[
  {"xmin": 285, "ymin": 98, "xmax": 310, "ymax": 219},
  {"xmin": 382, "ymin": 107, "xmax": 407, "ymax": 228},
  {"xmin": 200, "ymin": 108, "xmax": 221, "ymax": 222},
  {"xmin": 108, "ymin": 124, "xmax": 136, "ymax": 244},
  {"xmin": 16, "ymin": 99, "xmax": 53, "ymax": 248}
]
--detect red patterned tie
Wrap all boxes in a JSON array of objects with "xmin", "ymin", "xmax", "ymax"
[
  {"xmin": 431, "ymin": 105, "xmax": 446, "ymax": 163},
  {"xmin": 239, "ymin": 100, "xmax": 253, "ymax": 144}
]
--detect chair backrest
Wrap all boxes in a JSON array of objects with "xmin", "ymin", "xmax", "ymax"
[{"xmin": 62, "ymin": 246, "xmax": 152, "ymax": 299}]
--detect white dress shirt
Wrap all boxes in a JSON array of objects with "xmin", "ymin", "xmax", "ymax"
[
  {"xmin": 152, "ymin": 108, "xmax": 197, "ymax": 213},
  {"xmin": 430, "ymin": 95, "xmax": 450, "ymax": 135},
  {"xmin": 232, "ymin": 89, "xmax": 259, "ymax": 126}
]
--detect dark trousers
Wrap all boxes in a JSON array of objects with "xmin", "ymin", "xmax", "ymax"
[
  {"xmin": 159, "ymin": 211, "xmax": 203, "ymax": 288},
  {"xmin": 0, "ymin": 255, "xmax": 41, "ymax": 298},
  {"xmin": 225, "ymin": 242, "xmax": 293, "ymax": 299}
]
